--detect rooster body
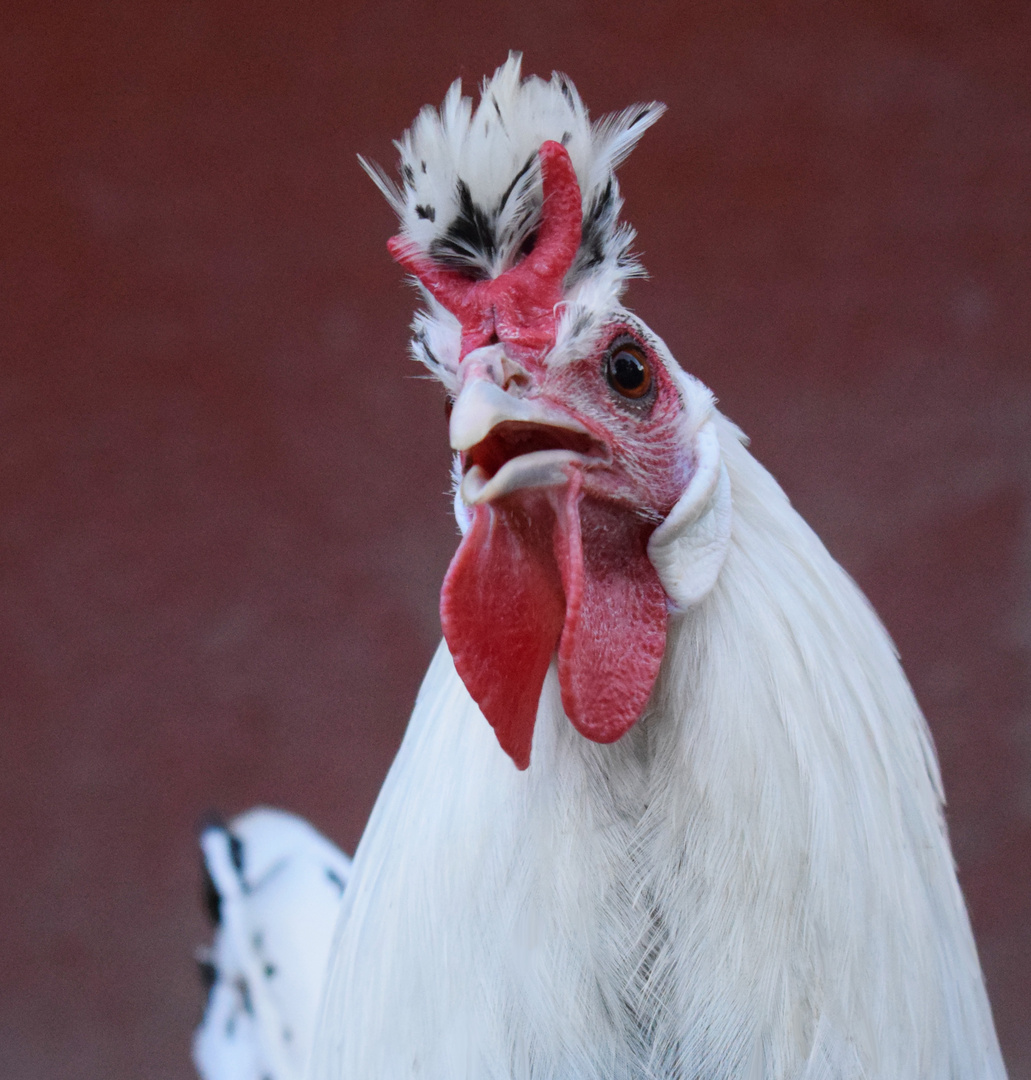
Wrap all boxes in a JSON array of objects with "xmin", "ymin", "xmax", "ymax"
[
  {"xmin": 199, "ymin": 56, "xmax": 1007, "ymax": 1080},
  {"xmin": 311, "ymin": 422, "xmax": 1003, "ymax": 1079}
]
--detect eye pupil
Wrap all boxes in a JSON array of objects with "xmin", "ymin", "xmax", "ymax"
[
  {"xmin": 606, "ymin": 344, "xmax": 653, "ymax": 399},
  {"xmin": 613, "ymin": 352, "xmax": 645, "ymax": 390}
]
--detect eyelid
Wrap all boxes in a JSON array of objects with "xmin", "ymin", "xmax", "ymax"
[{"xmin": 605, "ymin": 329, "xmax": 647, "ymax": 355}]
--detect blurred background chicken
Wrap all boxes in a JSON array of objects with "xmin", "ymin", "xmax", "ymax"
[
  {"xmin": 4, "ymin": 7, "xmax": 1029, "ymax": 1080},
  {"xmin": 194, "ymin": 810, "xmax": 350, "ymax": 1080},
  {"xmin": 196, "ymin": 58, "xmax": 1006, "ymax": 1079}
]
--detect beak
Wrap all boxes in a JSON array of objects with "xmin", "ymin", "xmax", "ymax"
[{"xmin": 449, "ymin": 347, "xmax": 608, "ymax": 506}]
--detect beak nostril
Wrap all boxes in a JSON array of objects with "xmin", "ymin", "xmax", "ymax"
[
  {"xmin": 499, "ymin": 356, "xmax": 531, "ymax": 396},
  {"xmin": 457, "ymin": 346, "xmax": 533, "ymax": 399},
  {"xmin": 503, "ymin": 371, "xmax": 531, "ymax": 393}
]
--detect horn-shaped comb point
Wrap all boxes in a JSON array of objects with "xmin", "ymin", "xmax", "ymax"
[{"xmin": 509, "ymin": 140, "xmax": 583, "ymax": 295}]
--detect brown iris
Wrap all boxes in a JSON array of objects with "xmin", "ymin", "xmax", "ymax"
[{"xmin": 606, "ymin": 343, "xmax": 653, "ymax": 400}]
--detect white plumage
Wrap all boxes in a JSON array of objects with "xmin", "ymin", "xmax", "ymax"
[
  {"xmin": 196, "ymin": 55, "xmax": 1007, "ymax": 1080},
  {"xmin": 309, "ymin": 426, "xmax": 1004, "ymax": 1078}
]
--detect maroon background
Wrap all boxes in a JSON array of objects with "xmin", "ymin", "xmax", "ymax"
[{"xmin": 1, "ymin": 2, "xmax": 1028, "ymax": 1077}]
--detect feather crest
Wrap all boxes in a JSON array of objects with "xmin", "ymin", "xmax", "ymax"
[{"xmin": 361, "ymin": 53, "xmax": 664, "ymax": 293}]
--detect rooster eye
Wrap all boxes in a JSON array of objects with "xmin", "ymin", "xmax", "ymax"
[{"xmin": 605, "ymin": 344, "xmax": 653, "ymax": 400}]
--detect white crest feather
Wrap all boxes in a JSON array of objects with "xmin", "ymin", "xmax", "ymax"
[
  {"xmin": 360, "ymin": 52, "xmax": 664, "ymax": 388},
  {"xmin": 362, "ymin": 52, "xmax": 662, "ymax": 283}
]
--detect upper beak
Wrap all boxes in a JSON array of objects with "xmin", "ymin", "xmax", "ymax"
[{"xmin": 448, "ymin": 348, "xmax": 608, "ymax": 506}]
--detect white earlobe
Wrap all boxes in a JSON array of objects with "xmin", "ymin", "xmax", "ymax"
[{"xmin": 647, "ymin": 420, "xmax": 732, "ymax": 610}]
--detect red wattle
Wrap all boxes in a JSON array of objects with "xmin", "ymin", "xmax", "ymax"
[
  {"xmin": 440, "ymin": 501, "xmax": 565, "ymax": 770},
  {"xmin": 441, "ymin": 479, "xmax": 669, "ymax": 769},
  {"xmin": 553, "ymin": 479, "xmax": 669, "ymax": 744}
]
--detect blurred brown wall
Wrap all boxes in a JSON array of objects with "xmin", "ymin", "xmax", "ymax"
[{"xmin": 1, "ymin": 2, "xmax": 1028, "ymax": 1077}]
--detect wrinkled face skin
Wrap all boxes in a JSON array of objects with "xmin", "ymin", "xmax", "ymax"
[
  {"xmin": 457, "ymin": 318, "xmax": 691, "ymax": 523},
  {"xmin": 441, "ymin": 313, "xmax": 694, "ymax": 769}
]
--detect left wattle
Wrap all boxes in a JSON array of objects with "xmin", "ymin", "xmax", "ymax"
[{"xmin": 439, "ymin": 479, "xmax": 669, "ymax": 769}]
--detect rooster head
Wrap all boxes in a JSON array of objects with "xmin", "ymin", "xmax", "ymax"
[{"xmin": 366, "ymin": 55, "xmax": 731, "ymax": 768}]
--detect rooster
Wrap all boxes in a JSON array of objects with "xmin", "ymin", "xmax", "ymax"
[{"xmin": 195, "ymin": 55, "xmax": 1007, "ymax": 1080}]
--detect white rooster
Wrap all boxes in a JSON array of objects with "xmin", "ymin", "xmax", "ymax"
[{"xmin": 195, "ymin": 55, "xmax": 1007, "ymax": 1080}]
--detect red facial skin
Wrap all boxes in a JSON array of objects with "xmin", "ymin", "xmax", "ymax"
[{"xmin": 528, "ymin": 326, "xmax": 692, "ymax": 519}]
